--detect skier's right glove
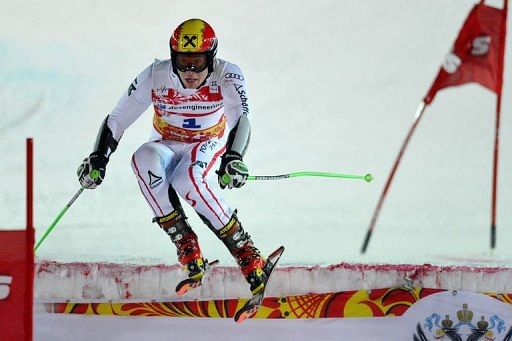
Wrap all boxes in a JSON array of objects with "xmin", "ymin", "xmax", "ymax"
[{"xmin": 77, "ymin": 152, "xmax": 108, "ymax": 189}]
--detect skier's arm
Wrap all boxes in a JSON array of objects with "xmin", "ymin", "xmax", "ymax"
[
  {"xmin": 217, "ymin": 64, "xmax": 251, "ymax": 189},
  {"xmin": 77, "ymin": 64, "xmax": 153, "ymax": 189},
  {"xmin": 226, "ymin": 115, "xmax": 251, "ymax": 156}
]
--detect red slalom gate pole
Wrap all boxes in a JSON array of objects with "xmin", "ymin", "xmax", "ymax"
[
  {"xmin": 26, "ymin": 138, "xmax": 34, "ymax": 340},
  {"xmin": 490, "ymin": 0, "xmax": 508, "ymax": 249},
  {"xmin": 361, "ymin": 102, "xmax": 428, "ymax": 254},
  {"xmin": 490, "ymin": 92, "xmax": 502, "ymax": 250},
  {"xmin": 27, "ymin": 138, "xmax": 33, "ymax": 231}
]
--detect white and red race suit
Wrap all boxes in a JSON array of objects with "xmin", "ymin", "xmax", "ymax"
[{"xmin": 106, "ymin": 58, "xmax": 249, "ymax": 230}]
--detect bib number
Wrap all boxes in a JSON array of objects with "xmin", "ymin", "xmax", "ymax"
[{"xmin": 183, "ymin": 118, "xmax": 201, "ymax": 129}]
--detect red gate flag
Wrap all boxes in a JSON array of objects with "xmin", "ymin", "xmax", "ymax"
[
  {"xmin": 0, "ymin": 229, "xmax": 34, "ymax": 340},
  {"xmin": 424, "ymin": 2, "xmax": 507, "ymax": 104},
  {"xmin": 361, "ymin": 1, "xmax": 508, "ymax": 253}
]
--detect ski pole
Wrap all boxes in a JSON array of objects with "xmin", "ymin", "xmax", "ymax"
[
  {"xmin": 34, "ymin": 186, "xmax": 85, "ymax": 252},
  {"xmin": 247, "ymin": 171, "xmax": 373, "ymax": 182}
]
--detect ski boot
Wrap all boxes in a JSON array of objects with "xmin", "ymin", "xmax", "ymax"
[
  {"xmin": 234, "ymin": 245, "xmax": 285, "ymax": 323},
  {"xmin": 213, "ymin": 212, "xmax": 285, "ymax": 323},
  {"xmin": 215, "ymin": 212, "xmax": 267, "ymax": 294},
  {"xmin": 155, "ymin": 209, "xmax": 210, "ymax": 295},
  {"xmin": 237, "ymin": 244, "xmax": 267, "ymax": 295}
]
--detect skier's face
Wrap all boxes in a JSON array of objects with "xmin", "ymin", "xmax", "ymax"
[
  {"xmin": 178, "ymin": 68, "xmax": 209, "ymax": 89},
  {"xmin": 175, "ymin": 53, "xmax": 208, "ymax": 73}
]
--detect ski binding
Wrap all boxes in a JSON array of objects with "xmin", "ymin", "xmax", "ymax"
[
  {"xmin": 234, "ymin": 246, "xmax": 285, "ymax": 324},
  {"xmin": 175, "ymin": 259, "xmax": 219, "ymax": 297}
]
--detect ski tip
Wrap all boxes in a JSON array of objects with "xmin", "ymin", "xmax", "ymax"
[
  {"xmin": 176, "ymin": 280, "xmax": 197, "ymax": 297},
  {"xmin": 235, "ymin": 314, "xmax": 247, "ymax": 324},
  {"xmin": 234, "ymin": 306, "xmax": 258, "ymax": 324},
  {"xmin": 209, "ymin": 259, "xmax": 220, "ymax": 266},
  {"xmin": 176, "ymin": 285, "xmax": 189, "ymax": 297},
  {"xmin": 268, "ymin": 246, "xmax": 285, "ymax": 259}
]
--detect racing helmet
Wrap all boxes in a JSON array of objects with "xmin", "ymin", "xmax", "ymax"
[{"xmin": 170, "ymin": 19, "xmax": 218, "ymax": 74}]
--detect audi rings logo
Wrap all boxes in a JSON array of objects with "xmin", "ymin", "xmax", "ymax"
[
  {"xmin": 225, "ymin": 73, "xmax": 244, "ymax": 81},
  {"xmin": 0, "ymin": 275, "xmax": 12, "ymax": 300}
]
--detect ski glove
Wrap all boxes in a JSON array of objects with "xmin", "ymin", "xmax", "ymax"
[
  {"xmin": 217, "ymin": 151, "xmax": 249, "ymax": 189},
  {"xmin": 77, "ymin": 152, "xmax": 108, "ymax": 189}
]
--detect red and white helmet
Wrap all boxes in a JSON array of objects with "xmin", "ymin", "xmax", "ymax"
[{"xmin": 170, "ymin": 19, "xmax": 218, "ymax": 74}]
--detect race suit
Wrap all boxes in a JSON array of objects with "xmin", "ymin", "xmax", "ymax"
[{"xmin": 106, "ymin": 58, "xmax": 249, "ymax": 230}]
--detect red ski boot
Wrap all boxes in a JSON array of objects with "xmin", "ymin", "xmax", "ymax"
[{"xmin": 155, "ymin": 210, "xmax": 210, "ymax": 295}]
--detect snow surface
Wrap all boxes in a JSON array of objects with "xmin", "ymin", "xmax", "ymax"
[
  {"xmin": 35, "ymin": 261, "xmax": 512, "ymax": 302},
  {"xmin": 2, "ymin": 0, "xmax": 512, "ymax": 296},
  {"xmin": 35, "ymin": 313, "xmax": 410, "ymax": 341},
  {"xmin": 34, "ymin": 291, "xmax": 512, "ymax": 341}
]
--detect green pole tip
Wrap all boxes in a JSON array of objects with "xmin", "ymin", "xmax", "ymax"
[{"xmin": 364, "ymin": 173, "xmax": 373, "ymax": 182}]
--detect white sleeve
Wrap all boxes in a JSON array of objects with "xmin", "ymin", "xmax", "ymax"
[
  {"xmin": 107, "ymin": 64, "xmax": 153, "ymax": 140},
  {"xmin": 220, "ymin": 63, "xmax": 250, "ymax": 129}
]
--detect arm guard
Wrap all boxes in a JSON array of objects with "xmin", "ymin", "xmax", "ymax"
[
  {"xmin": 226, "ymin": 115, "xmax": 251, "ymax": 157},
  {"xmin": 93, "ymin": 116, "xmax": 121, "ymax": 161}
]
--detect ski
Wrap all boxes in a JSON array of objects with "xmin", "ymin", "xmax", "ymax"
[
  {"xmin": 234, "ymin": 245, "xmax": 285, "ymax": 324},
  {"xmin": 175, "ymin": 259, "xmax": 219, "ymax": 297}
]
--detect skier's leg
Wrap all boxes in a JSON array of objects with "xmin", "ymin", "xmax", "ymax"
[
  {"xmin": 153, "ymin": 208, "xmax": 206, "ymax": 280},
  {"xmin": 131, "ymin": 141, "xmax": 178, "ymax": 216},
  {"xmin": 131, "ymin": 141, "xmax": 206, "ymax": 278},
  {"xmin": 171, "ymin": 140, "xmax": 266, "ymax": 294},
  {"xmin": 170, "ymin": 140, "xmax": 233, "ymax": 228},
  {"xmin": 212, "ymin": 212, "xmax": 267, "ymax": 295}
]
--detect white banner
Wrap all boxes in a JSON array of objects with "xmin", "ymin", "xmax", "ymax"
[{"xmin": 404, "ymin": 291, "xmax": 512, "ymax": 340}]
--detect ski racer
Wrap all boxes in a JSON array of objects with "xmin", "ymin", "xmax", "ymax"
[{"xmin": 77, "ymin": 18, "xmax": 268, "ymax": 296}]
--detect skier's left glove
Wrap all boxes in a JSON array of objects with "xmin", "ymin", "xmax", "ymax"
[
  {"xmin": 77, "ymin": 152, "xmax": 108, "ymax": 189},
  {"xmin": 217, "ymin": 151, "xmax": 249, "ymax": 189}
]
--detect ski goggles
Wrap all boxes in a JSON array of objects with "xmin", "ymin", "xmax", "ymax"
[{"xmin": 175, "ymin": 53, "xmax": 208, "ymax": 73}]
